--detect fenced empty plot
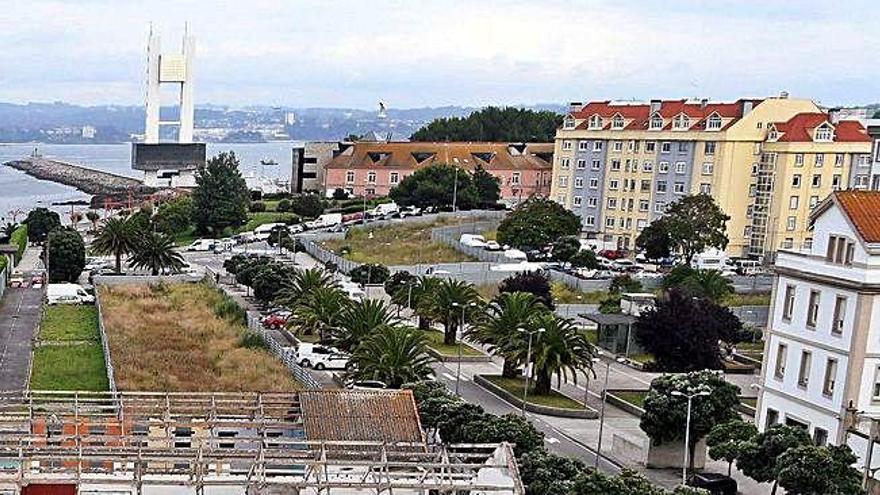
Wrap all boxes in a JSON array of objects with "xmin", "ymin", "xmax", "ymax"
[
  {"xmin": 30, "ymin": 306, "xmax": 109, "ymax": 392},
  {"xmin": 99, "ymin": 283, "xmax": 302, "ymax": 392}
]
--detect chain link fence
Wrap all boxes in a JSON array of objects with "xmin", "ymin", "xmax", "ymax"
[
  {"xmin": 301, "ymin": 239, "xmax": 360, "ymax": 274},
  {"xmin": 246, "ymin": 312, "xmax": 320, "ymax": 389},
  {"xmin": 94, "ymin": 290, "xmax": 117, "ymax": 394}
]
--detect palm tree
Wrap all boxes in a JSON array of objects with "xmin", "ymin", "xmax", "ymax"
[
  {"xmin": 333, "ymin": 299, "xmax": 399, "ymax": 353},
  {"xmin": 277, "ymin": 267, "xmax": 339, "ymax": 308},
  {"xmin": 409, "ymin": 276, "xmax": 441, "ymax": 330},
  {"xmin": 0, "ymin": 222, "xmax": 18, "ymax": 243},
  {"xmin": 92, "ymin": 216, "xmax": 140, "ymax": 273},
  {"xmin": 348, "ymin": 325, "xmax": 436, "ymax": 388},
  {"xmin": 127, "ymin": 232, "xmax": 186, "ymax": 276},
  {"xmin": 511, "ymin": 312, "xmax": 596, "ymax": 396},
  {"xmin": 688, "ymin": 269, "xmax": 734, "ymax": 302},
  {"xmin": 288, "ymin": 286, "xmax": 349, "ymax": 341},
  {"xmin": 85, "ymin": 211, "xmax": 100, "ymax": 232},
  {"xmin": 420, "ymin": 278, "xmax": 481, "ymax": 345},
  {"xmin": 467, "ymin": 292, "xmax": 550, "ymax": 378}
]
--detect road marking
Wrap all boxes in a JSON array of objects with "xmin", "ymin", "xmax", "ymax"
[
  {"xmin": 545, "ymin": 437, "xmax": 559, "ymax": 444},
  {"xmin": 442, "ymin": 373, "xmax": 456, "ymax": 381}
]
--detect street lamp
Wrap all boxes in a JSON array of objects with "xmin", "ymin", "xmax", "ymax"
[
  {"xmin": 671, "ymin": 390, "xmax": 711, "ymax": 486},
  {"xmin": 517, "ymin": 327, "xmax": 545, "ymax": 417},
  {"xmin": 594, "ymin": 355, "xmax": 617, "ymax": 468},
  {"xmin": 452, "ymin": 301, "xmax": 478, "ymax": 395}
]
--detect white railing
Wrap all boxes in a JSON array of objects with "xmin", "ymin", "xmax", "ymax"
[{"xmin": 246, "ymin": 312, "xmax": 319, "ymax": 389}]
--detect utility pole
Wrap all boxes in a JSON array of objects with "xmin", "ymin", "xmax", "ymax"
[{"xmin": 452, "ymin": 167, "xmax": 459, "ymax": 212}]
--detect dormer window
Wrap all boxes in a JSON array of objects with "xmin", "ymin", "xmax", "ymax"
[
  {"xmin": 672, "ymin": 114, "xmax": 690, "ymax": 130},
  {"xmin": 706, "ymin": 114, "xmax": 722, "ymax": 131},
  {"xmin": 767, "ymin": 126, "xmax": 779, "ymax": 141},
  {"xmin": 588, "ymin": 115, "xmax": 603, "ymax": 130},
  {"xmin": 563, "ymin": 116, "xmax": 576, "ymax": 130},
  {"xmin": 650, "ymin": 114, "xmax": 664, "ymax": 130},
  {"xmin": 815, "ymin": 124, "xmax": 834, "ymax": 142},
  {"xmin": 612, "ymin": 115, "xmax": 625, "ymax": 130}
]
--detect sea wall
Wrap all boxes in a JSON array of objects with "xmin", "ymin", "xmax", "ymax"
[{"xmin": 5, "ymin": 158, "xmax": 148, "ymax": 196}]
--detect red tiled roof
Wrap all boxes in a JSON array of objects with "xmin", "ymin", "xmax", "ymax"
[
  {"xmin": 834, "ymin": 191, "xmax": 880, "ymax": 243},
  {"xmin": 326, "ymin": 141, "xmax": 553, "ymax": 171},
  {"xmin": 299, "ymin": 390, "xmax": 425, "ymax": 444},
  {"xmin": 571, "ymin": 99, "xmax": 758, "ymax": 131},
  {"xmin": 772, "ymin": 113, "xmax": 870, "ymax": 143}
]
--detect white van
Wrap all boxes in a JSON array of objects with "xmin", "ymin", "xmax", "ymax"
[
  {"xmin": 369, "ymin": 202, "xmax": 399, "ymax": 217},
  {"xmin": 254, "ymin": 223, "xmax": 288, "ymax": 241},
  {"xmin": 47, "ymin": 284, "xmax": 95, "ymax": 305},
  {"xmin": 306, "ymin": 213, "xmax": 344, "ymax": 230},
  {"xmin": 186, "ymin": 239, "xmax": 216, "ymax": 252},
  {"xmin": 459, "ymin": 234, "xmax": 487, "ymax": 248},
  {"xmin": 691, "ymin": 249, "xmax": 729, "ymax": 271},
  {"xmin": 502, "ymin": 249, "xmax": 528, "ymax": 261}
]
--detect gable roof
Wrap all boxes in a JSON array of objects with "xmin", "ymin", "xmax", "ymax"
[
  {"xmin": 771, "ymin": 113, "xmax": 870, "ymax": 143},
  {"xmin": 326, "ymin": 142, "xmax": 553, "ymax": 171},
  {"xmin": 833, "ymin": 191, "xmax": 880, "ymax": 243},
  {"xmin": 570, "ymin": 99, "xmax": 759, "ymax": 131},
  {"xmin": 299, "ymin": 390, "xmax": 425, "ymax": 444}
]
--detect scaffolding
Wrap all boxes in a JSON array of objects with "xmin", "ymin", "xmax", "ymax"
[
  {"xmin": 748, "ymin": 151, "xmax": 777, "ymax": 258},
  {"xmin": 0, "ymin": 391, "xmax": 523, "ymax": 495}
]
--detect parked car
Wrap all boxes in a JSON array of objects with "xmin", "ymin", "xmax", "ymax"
[
  {"xmin": 347, "ymin": 380, "xmax": 388, "ymax": 390},
  {"xmin": 8, "ymin": 272, "xmax": 25, "ymax": 288},
  {"xmin": 186, "ymin": 239, "xmax": 216, "ymax": 252},
  {"xmin": 310, "ymin": 352, "xmax": 351, "ymax": 370},
  {"xmin": 598, "ymin": 249, "xmax": 625, "ymax": 260},
  {"xmin": 47, "ymin": 283, "xmax": 95, "ymax": 305},
  {"xmin": 398, "ymin": 206, "xmax": 422, "ymax": 218},
  {"xmin": 459, "ymin": 234, "xmax": 487, "ymax": 248},
  {"xmin": 262, "ymin": 311, "xmax": 291, "ymax": 329},
  {"xmin": 502, "ymin": 249, "xmax": 528, "ymax": 261},
  {"xmin": 254, "ymin": 223, "xmax": 288, "ymax": 241},
  {"xmin": 483, "ymin": 241, "xmax": 502, "ymax": 251},
  {"xmin": 296, "ymin": 343, "xmax": 340, "ymax": 368},
  {"xmin": 688, "ymin": 473, "xmax": 737, "ymax": 495}
]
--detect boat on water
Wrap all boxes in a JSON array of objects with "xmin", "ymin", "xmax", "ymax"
[{"xmin": 260, "ymin": 158, "xmax": 279, "ymax": 166}]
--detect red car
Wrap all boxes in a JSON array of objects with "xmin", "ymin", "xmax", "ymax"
[
  {"xmin": 599, "ymin": 249, "xmax": 625, "ymax": 260},
  {"xmin": 261, "ymin": 311, "xmax": 291, "ymax": 329}
]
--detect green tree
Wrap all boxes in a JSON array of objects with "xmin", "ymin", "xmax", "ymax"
[
  {"xmin": 706, "ymin": 419, "xmax": 758, "ymax": 476},
  {"xmin": 663, "ymin": 194, "xmax": 730, "ymax": 263},
  {"xmin": 288, "ymin": 286, "xmax": 349, "ymax": 341},
  {"xmin": 738, "ymin": 425, "xmax": 812, "ymax": 495},
  {"xmin": 333, "ymin": 299, "xmax": 399, "ymax": 352},
  {"xmin": 0, "ymin": 222, "xmax": 18, "ymax": 243},
  {"xmin": 250, "ymin": 263, "xmax": 288, "ymax": 304},
  {"xmin": 634, "ymin": 290, "xmax": 741, "ymax": 372},
  {"xmin": 421, "ymin": 278, "xmax": 481, "ymax": 345},
  {"xmin": 610, "ymin": 274, "xmax": 643, "ymax": 294},
  {"xmin": 25, "ymin": 208, "xmax": 61, "ymax": 243},
  {"xmin": 348, "ymin": 326, "xmax": 436, "ymax": 388},
  {"xmin": 468, "ymin": 292, "xmax": 549, "ymax": 378},
  {"xmin": 640, "ymin": 371, "xmax": 741, "ymax": 472},
  {"xmin": 91, "ymin": 216, "xmax": 140, "ymax": 273},
  {"xmin": 676, "ymin": 269, "xmax": 734, "ymax": 303},
  {"xmin": 289, "ymin": 194, "xmax": 325, "ymax": 218},
  {"xmin": 462, "ymin": 413, "xmax": 545, "ymax": 457},
  {"xmin": 471, "ymin": 164, "xmax": 501, "ymax": 207},
  {"xmin": 85, "ymin": 211, "xmax": 100, "ymax": 232},
  {"xmin": 636, "ymin": 218, "xmax": 673, "ymax": 260},
  {"xmin": 127, "ymin": 232, "xmax": 185, "ymax": 276},
  {"xmin": 410, "ymin": 106, "xmax": 562, "ymax": 142},
  {"xmin": 552, "ymin": 236, "xmax": 581, "ymax": 266},
  {"xmin": 518, "ymin": 449, "xmax": 586, "ymax": 495},
  {"xmin": 276, "ymin": 267, "xmax": 339, "ymax": 309},
  {"xmin": 385, "ymin": 271, "xmax": 415, "ymax": 305},
  {"xmin": 409, "ymin": 276, "xmax": 443, "ymax": 329},
  {"xmin": 153, "ymin": 195, "xmax": 194, "ymax": 236},
  {"xmin": 349, "ymin": 263, "xmax": 391, "ymax": 285},
  {"xmin": 513, "ymin": 312, "xmax": 595, "ymax": 395},
  {"xmin": 46, "ymin": 227, "xmax": 85, "ymax": 282},
  {"xmin": 496, "ymin": 197, "xmax": 581, "ymax": 250},
  {"xmin": 570, "ymin": 249, "xmax": 599, "ymax": 269},
  {"xmin": 498, "ymin": 271, "xmax": 555, "ymax": 309},
  {"xmin": 389, "ymin": 163, "xmax": 479, "ymax": 210},
  {"xmin": 777, "ymin": 444, "xmax": 862, "ymax": 495},
  {"xmin": 573, "ymin": 468, "xmax": 668, "ymax": 495},
  {"xmin": 191, "ymin": 152, "xmax": 250, "ymax": 235}
]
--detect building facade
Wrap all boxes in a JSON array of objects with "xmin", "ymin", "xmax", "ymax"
[
  {"xmin": 324, "ymin": 142, "xmax": 553, "ymax": 203},
  {"xmin": 550, "ymin": 96, "xmax": 872, "ymax": 257},
  {"xmin": 757, "ymin": 191, "xmax": 880, "ymax": 457},
  {"xmin": 290, "ymin": 141, "xmax": 352, "ymax": 194}
]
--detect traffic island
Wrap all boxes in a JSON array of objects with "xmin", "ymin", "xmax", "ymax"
[
  {"xmin": 474, "ymin": 374, "xmax": 598, "ymax": 419},
  {"xmin": 423, "ymin": 331, "xmax": 492, "ymax": 363}
]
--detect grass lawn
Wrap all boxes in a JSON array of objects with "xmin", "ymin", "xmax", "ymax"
[
  {"xmin": 40, "ymin": 306, "xmax": 100, "ymax": 341},
  {"xmin": 613, "ymin": 390, "xmax": 648, "ymax": 409},
  {"xmin": 551, "ymin": 282, "xmax": 609, "ymax": 304},
  {"xmin": 100, "ymin": 283, "xmax": 302, "ymax": 392},
  {"xmin": 242, "ymin": 212, "xmax": 299, "ymax": 232},
  {"xmin": 484, "ymin": 375, "xmax": 586, "ymax": 410},
  {"xmin": 323, "ymin": 218, "xmax": 477, "ymax": 265},
  {"xmin": 423, "ymin": 331, "xmax": 483, "ymax": 357},
  {"xmin": 737, "ymin": 340, "xmax": 765, "ymax": 358},
  {"xmin": 585, "ymin": 328, "xmax": 598, "ymax": 345},
  {"xmin": 482, "ymin": 229, "xmax": 498, "ymax": 241},
  {"xmin": 628, "ymin": 353, "xmax": 655, "ymax": 365},
  {"xmin": 722, "ymin": 292, "xmax": 771, "ymax": 306},
  {"xmin": 31, "ymin": 344, "xmax": 109, "ymax": 391}
]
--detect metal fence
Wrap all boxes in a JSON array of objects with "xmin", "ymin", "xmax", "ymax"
[
  {"xmin": 246, "ymin": 312, "xmax": 320, "ymax": 389},
  {"xmin": 94, "ymin": 290, "xmax": 117, "ymax": 393},
  {"xmin": 301, "ymin": 239, "xmax": 360, "ymax": 274},
  {"xmin": 430, "ymin": 220, "xmax": 506, "ymax": 263}
]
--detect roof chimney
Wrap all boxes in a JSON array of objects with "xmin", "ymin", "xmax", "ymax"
[
  {"xmin": 700, "ymin": 98, "xmax": 708, "ymax": 110},
  {"xmin": 742, "ymin": 100, "xmax": 754, "ymax": 115},
  {"xmin": 779, "ymin": 90, "xmax": 789, "ymax": 99},
  {"xmin": 828, "ymin": 108, "xmax": 841, "ymax": 124},
  {"xmin": 650, "ymin": 99, "xmax": 661, "ymax": 114},
  {"xmin": 569, "ymin": 102, "xmax": 584, "ymax": 113}
]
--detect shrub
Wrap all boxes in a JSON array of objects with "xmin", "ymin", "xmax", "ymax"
[
  {"xmin": 249, "ymin": 202, "xmax": 266, "ymax": 213},
  {"xmin": 349, "ymin": 263, "xmax": 390, "ymax": 285},
  {"xmin": 289, "ymin": 195, "xmax": 325, "ymax": 218},
  {"xmin": 11, "ymin": 225, "xmax": 27, "ymax": 263},
  {"xmin": 277, "ymin": 199, "xmax": 291, "ymax": 212},
  {"xmin": 332, "ymin": 188, "xmax": 348, "ymax": 200},
  {"xmin": 213, "ymin": 297, "xmax": 247, "ymax": 326},
  {"xmin": 239, "ymin": 331, "xmax": 269, "ymax": 350}
]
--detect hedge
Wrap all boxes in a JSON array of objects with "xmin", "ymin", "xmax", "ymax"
[{"xmin": 10, "ymin": 225, "xmax": 27, "ymax": 264}]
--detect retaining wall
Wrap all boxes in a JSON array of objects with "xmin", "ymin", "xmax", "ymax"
[{"xmin": 473, "ymin": 374, "xmax": 598, "ymax": 419}]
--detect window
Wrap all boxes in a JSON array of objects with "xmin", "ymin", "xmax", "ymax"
[
  {"xmin": 809, "ymin": 196, "xmax": 819, "ymax": 208},
  {"xmin": 611, "ymin": 159, "xmax": 621, "ymax": 171},
  {"xmin": 706, "ymin": 114, "xmax": 722, "ymax": 130},
  {"xmin": 856, "ymin": 175, "xmax": 870, "ymax": 188},
  {"xmin": 645, "ymin": 141, "xmax": 657, "ymax": 153},
  {"xmin": 751, "ymin": 163, "xmax": 758, "ymax": 176},
  {"xmin": 573, "ymin": 196, "xmax": 583, "ymax": 207},
  {"xmin": 832, "ymin": 296, "xmax": 847, "ymax": 335},
  {"xmin": 585, "ymin": 215, "xmax": 596, "ymax": 226},
  {"xmin": 574, "ymin": 177, "xmax": 583, "ymax": 188},
  {"xmin": 612, "ymin": 115, "xmax": 625, "ymax": 129},
  {"xmin": 766, "ymin": 409, "xmax": 779, "ymax": 428},
  {"xmin": 389, "ymin": 172, "xmax": 399, "ymax": 184},
  {"xmin": 873, "ymin": 367, "xmax": 880, "ymax": 400},
  {"xmin": 826, "ymin": 235, "xmax": 855, "ymax": 265},
  {"xmin": 640, "ymin": 179, "xmax": 651, "ymax": 192},
  {"xmin": 511, "ymin": 172, "xmax": 521, "ymax": 185},
  {"xmin": 613, "ymin": 141, "xmax": 623, "ymax": 152},
  {"xmin": 774, "ymin": 343, "xmax": 787, "ymax": 379},
  {"xmin": 674, "ymin": 182, "xmax": 686, "ymax": 194},
  {"xmin": 605, "ymin": 217, "xmax": 615, "ymax": 228},
  {"xmin": 786, "ymin": 216, "xmax": 796, "ymax": 231},
  {"xmin": 589, "ymin": 178, "xmax": 599, "ymax": 189},
  {"xmin": 815, "ymin": 154, "xmax": 825, "ymax": 167},
  {"xmin": 637, "ymin": 219, "xmax": 647, "ymax": 230},
  {"xmin": 782, "ymin": 285, "xmax": 796, "ymax": 320},
  {"xmin": 367, "ymin": 171, "xmax": 377, "ymax": 183},
  {"xmin": 345, "ymin": 170, "xmax": 356, "ymax": 183},
  {"xmin": 579, "ymin": 141, "xmax": 590, "ymax": 151},
  {"xmin": 561, "ymin": 158, "xmax": 571, "ymax": 169},
  {"xmin": 661, "ymin": 142, "xmax": 671, "ymax": 153},
  {"xmin": 792, "ymin": 174, "xmax": 802, "ymax": 188},
  {"xmin": 576, "ymin": 159, "xmax": 587, "ymax": 169},
  {"xmin": 607, "ymin": 198, "xmax": 618, "ymax": 209},
  {"xmin": 813, "ymin": 428, "xmax": 828, "ymax": 447},
  {"xmin": 591, "ymin": 159, "xmax": 601, "ymax": 170},
  {"xmin": 562, "ymin": 140, "xmax": 573, "ymax": 150},
  {"xmin": 589, "ymin": 115, "xmax": 603, "ymax": 129},
  {"xmin": 654, "ymin": 201, "xmax": 666, "ymax": 213},
  {"xmin": 823, "ymin": 358, "xmax": 838, "ymax": 396},
  {"xmin": 678, "ymin": 142, "xmax": 689, "ymax": 153},
  {"xmin": 702, "ymin": 162, "xmax": 714, "ymax": 175},
  {"xmin": 593, "ymin": 141, "xmax": 604, "ymax": 152},
  {"xmin": 807, "ymin": 290, "xmax": 820, "ymax": 327},
  {"xmin": 815, "ymin": 124, "xmax": 833, "ymax": 142},
  {"xmin": 556, "ymin": 194, "xmax": 565, "ymax": 204},
  {"xmin": 624, "ymin": 159, "xmax": 633, "ymax": 172},
  {"xmin": 609, "ymin": 179, "xmax": 620, "ymax": 190},
  {"xmin": 675, "ymin": 161, "xmax": 687, "ymax": 174},
  {"xmin": 650, "ymin": 114, "xmax": 664, "ymax": 130},
  {"xmin": 673, "ymin": 114, "xmax": 690, "ymax": 130},
  {"xmin": 704, "ymin": 141, "xmax": 717, "ymax": 155},
  {"xmin": 659, "ymin": 161, "xmax": 670, "ymax": 173},
  {"xmin": 639, "ymin": 199, "xmax": 649, "ymax": 211},
  {"xmin": 782, "ymin": 238, "xmax": 794, "ymax": 249},
  {"xmin": 558, "ymin": 176, "xmax": 568, "ymax": 187},
  {"xmin": 795, "ymin": 153, "xmax": 804, "ymax": 167},
  {"xmin": 835, "ymin": 153, "xmax": 845, "ymax": 167},
  {"xmin": 700, "ymin": 183, "xmax": 712, "ymax": 194},
  {"xmin": 832, "ymin": 174, "xmax": 842, "ymax": 189},
  {"xmin": 797, "ymin": 351, "xmax": 811, "ymax": 388},
  {"xmin": 643, "ymin": 161, "xmax": 654, "ymax": 172},
  {"xmin": 749, "ymin": 185, "xmax": 756, "ymax": 197},
  {"xmin": 563, "ymin": 117, "xmax": 576, "ymax": 130},
  {"xmin": 656, "ymin": 180, "xmax": 667, "ymax": 193},
  {"xmin": 587, "ymin": 197, "xmax": 597, "ymax": 207},
  {"xmin": 811, "ymin": 174, "xmax": 821, "ymax": 188},
  {"xmin": 365, "ymin": 187, "xmax": 376, "ymax": 196}
]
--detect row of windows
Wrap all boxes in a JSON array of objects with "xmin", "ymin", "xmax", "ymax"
[
  {"xmin": 346, "ymin": 170, "xmax": 399, "ymax": 185},
  {"xmin": 559, "ymin": 176, "xmax": 711, "ymax": 195},
  {"xmin": 561, "ymin": 140, "xmax": 716, "ymax": 155},
  {"xmin": 774, "ymin": 342, "xmax": 839, "ymax": 398},
  {"xmin": 560, "ymin": 158, "xmax": 713, "ymax": 175},
  {"xmin": 790, "ymin": 173, "xmax": 846, "ymax": 189},
  {"xmin": 792, "ymin": 153, "xmax": 848, "ymax": 168},
  {"xmin": 571, "ymin": 114, "xmax": 724, "ymax": 132},
  {"xmin": 602, "ymin": 216, "xmax": 649, "ymax": 230},
  {"xmin": 781, "ymin": 284, "xmax": 848, "ymax": 332},
  {"xmin": 572, "ymin": 196, "xmax": 670, "ymax": 214}
]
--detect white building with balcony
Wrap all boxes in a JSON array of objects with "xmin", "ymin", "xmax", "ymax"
[{"xmin": 757, "ymin": 190, "xmax": 880, "ymax": 462}]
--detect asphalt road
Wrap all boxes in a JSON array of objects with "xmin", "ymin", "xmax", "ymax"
[{"xmin": 0, "ymin": 285, "xmax": 42, "ymax": 391}]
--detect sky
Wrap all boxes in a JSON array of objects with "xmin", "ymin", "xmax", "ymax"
[{"xmin": 0, "ymin": 0, "xmax": 877, "ymax": 109}]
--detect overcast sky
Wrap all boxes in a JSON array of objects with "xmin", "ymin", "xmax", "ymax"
[{"xmin": 0, "ymin": 0, "xmax": 876, "ymax": 109}]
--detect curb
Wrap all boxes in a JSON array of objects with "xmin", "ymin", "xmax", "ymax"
[
  {"xmin": 473, "ymin": 374, "xmax": 598, "ymax": 419},
  {"xmin": 426, "ymin": 347, "xmax": 493, "ymax": 363},
  {"xmin": 605, "ymin": 390, "xmax": 647, "ymax": 418}
]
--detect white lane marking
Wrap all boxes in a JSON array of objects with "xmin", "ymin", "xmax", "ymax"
[
  {"xmin": 545, "ymin": 437, "xmax": 559, "ymax": 444},
  {"xmin": 442, "ymin": 373, "xmax": 456, "ymax": 381}
]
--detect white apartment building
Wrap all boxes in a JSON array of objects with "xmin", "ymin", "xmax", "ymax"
[{"xmin": 758, "ymin": 190, "xmax": 880, "ymax": 465}]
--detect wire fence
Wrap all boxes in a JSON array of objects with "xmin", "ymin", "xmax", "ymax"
[
  {"xmin": 430, "ymin": 221, "xmax": 507, "ymax": 263},
  {"xmin": 301, "ymin": 239, "xmax": 360, "ymax": 274},
  {"xmin": 246, "ymin": 312, "xmax": 320, "ymax": 389},
  {"xmin": 94, "ymin": 290, "xmax": 117, "ymax": 394}
]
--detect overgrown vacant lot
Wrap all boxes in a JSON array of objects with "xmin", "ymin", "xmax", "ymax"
[
  {"xmin": 100, "ymin": 283, "xmax": 301, "ymax": 392},
  {"xmin": 31, "ymin": 305, "xmax": 109, "ymax": 391},
  {"xmin": 323, "ymin": 218, "xmax": 478, "ymax": 265}
]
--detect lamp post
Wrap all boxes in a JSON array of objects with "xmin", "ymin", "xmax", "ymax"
[
  {"xmin": 452, "ymin": 167, "xmax": 460, "ymax": 212},
  {"xmin": 517, "ymin": 327, "xmax": 545, "ymax": 417},
  {"xmin": 452, "ymin": 301, "xmax": 478, "ymax": 395},
  {"xmin": 671, "ymin": 390, "xmax": 711, "ymax": 486},
  {"xmin": 594, "ymin": 357, "xmax": 614, "ymax": 468}
]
